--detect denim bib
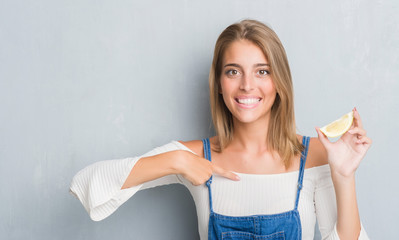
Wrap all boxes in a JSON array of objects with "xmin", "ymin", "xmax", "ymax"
[{"xmin": 202, "ymin": 136, "xmax": 310, "ymax": 240}]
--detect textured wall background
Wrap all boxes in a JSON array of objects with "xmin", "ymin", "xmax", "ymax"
[{"xmin": 1, "ymin": 0, "xmax": 398, "ymax": 239}]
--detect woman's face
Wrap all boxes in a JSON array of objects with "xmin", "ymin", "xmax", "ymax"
[{"xmin": 220, "ymin": 40, "xmax": 277, "ymax": 125}]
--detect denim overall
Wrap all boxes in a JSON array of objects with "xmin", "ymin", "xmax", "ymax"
[{"xmin": 202, "ymin": 136, "xmax": 310, "ymax": 240}]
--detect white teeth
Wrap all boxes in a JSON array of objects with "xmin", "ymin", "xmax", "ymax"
[{"xmin": 237, "ymin": 98, "xmax": 261, "ymax": 105}]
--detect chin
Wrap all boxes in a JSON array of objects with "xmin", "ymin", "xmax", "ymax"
[{"xmin": 233, "ymin": 114, "xmax": 263, "ymax": 124}]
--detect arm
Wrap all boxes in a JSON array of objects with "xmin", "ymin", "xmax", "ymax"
[
  {"xmin": 122, "ymin": 141, "xmax": 239, "ymax": 189},
  {"xmin": 69, "ymin": 141, "xmax": 189, "ymax": 221},
  {"xmin": 70, "ymin": 140, "xmax": 239, "ymax": 221},
  {"xmin": 315, "ymin": 108, "xmax": 372, "ymax": 239},
  {"xmin": 121, "ymin": 150, "xmax": 183, "ymax": 189},
  {"xmin": 331, "ymin": 172, "xmax": 360, "ymax": 239},
  {"xmin": 314, "ymin": 165, "xmax": 369, "ymax": 240}
]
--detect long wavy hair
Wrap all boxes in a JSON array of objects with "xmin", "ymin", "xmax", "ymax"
[{"xmin": 209, "ymin": 19, "xmax": 304, "ymax": 168}]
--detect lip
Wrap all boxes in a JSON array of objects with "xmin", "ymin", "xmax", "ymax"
[
  {"xmin": 234, "ymin": 96, "xmax": 262, "ymax": 109},
  {"xmin": 235, "ymin": 95, "xmax": 262, "ymax": 100}
]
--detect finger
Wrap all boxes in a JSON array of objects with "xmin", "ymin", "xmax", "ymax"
[
  {"xmin": 348, "ymin": 127, "xmax": 367, "ymax": 137},
  {"xmin": 356, "ymin": 136, "xmax": 372, "ymax": 145},
  {"xmin": 315, "ymin": 127, "xmax": 331, "ymax": 148},
  {"xmin": 212, "ymin": 165, "xmax": 240, "ymax": 181},
  {"xmin": 353, "ymin": 107, "xmax": 364, "ymax": 129}
]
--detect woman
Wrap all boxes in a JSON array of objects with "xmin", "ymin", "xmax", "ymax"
[{"xmin": 70, "ymin": 19, "xmax": 371, "ymax": 239}]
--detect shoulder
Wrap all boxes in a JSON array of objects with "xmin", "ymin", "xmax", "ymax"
[
  {"xmin": 303, "ymin": 136, "xmax": 328, "ymax": 168},
  {"xmin": 177, "ymin": 139, "xmax": 204, "ymax": 157}
]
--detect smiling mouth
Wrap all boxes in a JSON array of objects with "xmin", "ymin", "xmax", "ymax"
[{"xmin": 235, "ymin": 98, "xmax": 261, "ymax": 105}]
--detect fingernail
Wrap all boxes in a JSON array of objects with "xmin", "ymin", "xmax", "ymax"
[
  {"xmin": 235, "ymin": 175, "xmax": 241, "ymax": 181},
  {"xmin": 348, "ymin": 130, "xmax": 354, "ymax": 134}
]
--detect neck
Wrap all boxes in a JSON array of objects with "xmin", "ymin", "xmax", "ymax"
[{"xmin": 230, "ymin": 116, "xmax": 271, "ymax": 154}]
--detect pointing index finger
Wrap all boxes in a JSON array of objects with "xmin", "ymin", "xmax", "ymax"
[{"xmin": 212, "ymin": 165, "xmax": 241, "ymax": 181}]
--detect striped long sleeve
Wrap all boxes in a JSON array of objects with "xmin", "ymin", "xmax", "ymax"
[{"xmin": 69, "ymin": 141, "xmax": 188, "ymax": 221}]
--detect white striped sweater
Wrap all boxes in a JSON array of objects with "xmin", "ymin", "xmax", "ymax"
[{"xmin": 69, "ymin": 141, "xmax": 369, "ymax": 240}]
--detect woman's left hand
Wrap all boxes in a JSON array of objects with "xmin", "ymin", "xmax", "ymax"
[{"xmin": 315, "ymin": 108, "xmax": 372, "ymax": 179}]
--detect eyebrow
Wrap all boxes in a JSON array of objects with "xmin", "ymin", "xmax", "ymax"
[{"xmin": 223, "ymin": 63, "xmax": 270, "ymax": 68}]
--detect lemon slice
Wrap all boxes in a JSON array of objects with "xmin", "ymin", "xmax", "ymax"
[{"xmin": 320, "ymin": 111, "xmax": 354, "ymax": 138}]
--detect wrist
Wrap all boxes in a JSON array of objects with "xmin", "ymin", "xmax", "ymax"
[
  {"xmin": 330, "ymin": 169, "xmax": 356, "ymax": 188},
  {"xmin": 329, "ymin": 164, "xmax": 356, "ymax": 180}
]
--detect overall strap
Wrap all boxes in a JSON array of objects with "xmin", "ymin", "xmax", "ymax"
[
  {"xmin": 202, "ymin": 138, "xmax": 214, "ymax": 213},
  {"xmin": 294, "ymin": 136, "xmax": 310, "ymax": 210}
]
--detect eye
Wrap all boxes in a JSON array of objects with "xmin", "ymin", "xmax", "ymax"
[
  {"xmin": 226, "ymin": 69, "xmax": 239, "ymax": 75},
  {"xmin": 258, "ymin": 70, "xmax": 270, "ymax": 76}
]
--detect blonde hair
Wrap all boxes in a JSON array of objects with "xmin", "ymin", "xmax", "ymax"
[{"xmin": 209, "ymin": 19, "xmax": 304, "ymax": 168}]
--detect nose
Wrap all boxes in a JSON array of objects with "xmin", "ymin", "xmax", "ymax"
[{"xmin": 239, "ymin": 73, "xmax": 255, "ymax": 91}]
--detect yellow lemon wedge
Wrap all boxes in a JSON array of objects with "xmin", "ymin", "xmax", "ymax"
[{"xmin": 320, "ymin": 111, "xmax": 354, "ymax": 138}]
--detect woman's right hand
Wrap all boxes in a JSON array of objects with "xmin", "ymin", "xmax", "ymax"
[
  {"xmin": 121, "ymin": 148, "xmax": 240, "ymax": 190},
  {"xmin": 175, "ymin": 151, "xmax": 240, "ymax": 186}
]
